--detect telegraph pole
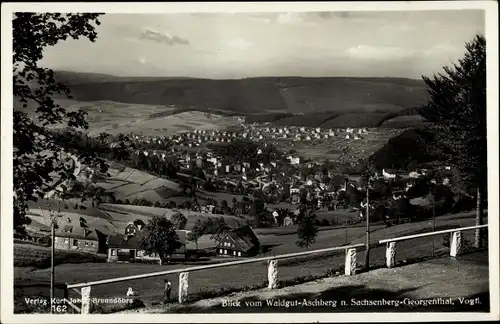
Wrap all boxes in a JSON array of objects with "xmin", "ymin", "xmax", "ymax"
[
  {"xmin": 50, "ymin": 219, "xmax": 55, "ymax": 313},
  {"xmin": 364, "ymin": 178, "xmax": 370, "ymax": 270},
  {"xmin": 431, "ymin": 191, "xmax": 436, "ymax": 256}
]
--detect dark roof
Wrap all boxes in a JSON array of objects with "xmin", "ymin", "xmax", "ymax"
[
  {"xmin": 56, "ymin": 225, "xmax": 99, "ymax": 241},
  {"xmin": 107, "ymin": 234, "xmax": 142, "ymax": 249},
  {"xmin": 220, "ymin": 225, "xmax": 260, "ymax": 252}
]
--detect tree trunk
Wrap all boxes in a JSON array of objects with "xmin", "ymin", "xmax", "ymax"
[
  {"xmin": 159, "ymin": 258, "xmax": 163, "ymax": 266},
  {"xmin": 474, "ymin": 184, "xmax": 484, "ymax": 249}
]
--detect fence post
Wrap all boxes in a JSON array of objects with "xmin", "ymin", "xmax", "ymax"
[
  {"xmin": 386, "ymin": 242, "xmax": 396, "ymax": 268},
  {"xmin": 344, "ymin": 248, "xmax": 357, "ymax": 276},
  {"xmin": 450, "ymin": 231, "xmax": 462, "ymax": 257},
  {"xmin": 268, "ymin": 259, "xmax": 279, "ymax": 289},
  {"xmin": 178, "ymin": 272, "xmax": 189, "ymax": 303},
  {"xmin": 81, "ymin": 286, "xmax": 91, "ymax": 314}
]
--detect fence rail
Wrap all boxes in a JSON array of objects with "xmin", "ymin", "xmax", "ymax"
[
  {"xmin": 67, "ymin": 243, "xmax": 364, "ymax": 289},
  {"xmin": 65, "ymin": 224, "xmax": 488, "ymax": 314},
  {"xmin": 378, "ymin": 224, "xmax": 489, "ymax": 244},
  {"xmin": 379, "ymin": 224, "xmax": 488, "ymax": 268}
]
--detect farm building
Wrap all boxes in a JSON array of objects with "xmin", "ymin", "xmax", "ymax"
[
  {"xmin": 215, "ymin": 225, "xmax": 260, "ymax": 257},
  {"xmin": 107, "ymin": 230, "xmax": 189, "ymax": 264},
  {"xmin": 54, "ymin": 225, "xmax": 100, "ymax": 254}
]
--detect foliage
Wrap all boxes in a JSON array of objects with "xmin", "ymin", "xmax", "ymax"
[
  {"xmin": 295, "ymin": 208, "xmax": 318, "ymax": 249},
  {"xmin": 138, "ymin": 216, "xmax": 182, "ymax": 264},
  {"xmin": 187, "ymin": 220, "xmax": 204, "ymax": 250},
  {"xmin": 417, "ymin": 34, "xmax": 487, "ymax": 246},
  {"xmin": 13, "ymin": 13, "xmax": 105, "ymax": 234},
  {"xmin": 171, "ymin": 212, "xmax": 188, "ymax": 230},
  {"xmin": 417, "ymin": 35, "xmax": 486, "ymax": 186}
]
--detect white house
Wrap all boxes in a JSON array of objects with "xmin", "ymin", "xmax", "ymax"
[
  {"xmin": 409, "ymin": 171, "xmax": 421, "ymax": 178},
  {"xmin": 288, "ymin": 156, "xmax": 300, "ymax": 165},
  {"xmin": 382, "ymin": 169, "xmax": 396, "ymax": 179}
]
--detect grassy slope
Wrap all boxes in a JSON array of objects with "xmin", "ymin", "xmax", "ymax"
[{"xmin": 95, "ymin": 165, "xmax": 182, "ymax": 202}]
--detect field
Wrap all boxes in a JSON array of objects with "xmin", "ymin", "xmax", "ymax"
[
  {"xmin": 94, "ymin": 165, "xmax": 182, "ymax": 202},
  {"xmin": 98, "ymin": 203, "xmax": 250, "ymax": 231},
  {"xmin": 14, "ymin": 210, "xmax": 486, "ymax": 313},
  {"xmin": 273, "ymin": 112, "xmax": 340, "ymax": 127},
  {"xmin": 379, "ymin": 115, "xmax": 429, "ymax": 128},
  {"xmin": 319, "ymin": 112, "xmax": 395, "ymax": 128},
  {"xmin": 271, "ymin": 128, "xmax": 404, "ymax": 162},
  {"xmin": 16, "ymin": 98, "xmax": 242, "ymax": 137}
]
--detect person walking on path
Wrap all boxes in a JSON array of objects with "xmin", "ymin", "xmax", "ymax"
[{"xmin": 163, "ymin": 279, "xmax": 172, "ymax": 303}]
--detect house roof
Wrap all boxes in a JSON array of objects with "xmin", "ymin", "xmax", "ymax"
[
  {"xmin": 219, "ymin": 225, "xmax": 260, "ymax": 252},
  {"xmin": 56, "ymin": 225, "xmax": 99, "ymax": 241}
]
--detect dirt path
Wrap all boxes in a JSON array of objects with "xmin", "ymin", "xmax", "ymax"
[{"xmin": 118, "ymin": 251, "xmax": 489, "ymax": 313}]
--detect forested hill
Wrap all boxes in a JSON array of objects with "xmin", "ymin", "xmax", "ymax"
[{"xmin": 53, "ymin": 71, "xmax": 430, "ymax": 115}]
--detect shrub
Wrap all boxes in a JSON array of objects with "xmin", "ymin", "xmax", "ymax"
[{"xmin": 320, "ymin": 219, "xmax": 330, "ymax": 226}]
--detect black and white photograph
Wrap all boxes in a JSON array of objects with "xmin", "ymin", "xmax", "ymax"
[{"xmin": 1, "ymin": 1, "xmax": 499, "ymax": 323}]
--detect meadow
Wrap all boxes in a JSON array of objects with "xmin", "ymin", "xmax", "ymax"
[{"xmin": 95, "ymin": 165, "xmax": 182, "ymax": 202}]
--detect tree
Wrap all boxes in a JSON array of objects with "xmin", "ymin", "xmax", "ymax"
[
  {"xmin": 171, "ymin": 212, "xmax": 188, "ymax": 230},
  {"xmin": 296, "ymin": 210, "xmax": 318, "ymax": 250},
  {"xmin": 220, "ymin": 200, "xmax": 229, "ymax": 213},
  {"xmin": 187, "ymin": 220, "xmax": 204, "ymax": 250},
  {"xmin": 13, "ymin": 13, "xmax": 105, "ymax": 234},
  {"xmin": 208, "ymin": 217, "xmax": 230, "ymax": 242},
  {"xmin": 110, "ymin": 134, "xmax": 134, "ymax": 161},
  {"xmin": 139, "ymin": 216, "xmax": 182, "ymax": 265},
  {"xmin": 417, "ymin": 35, "xmax": 486, "ymax": 248}
]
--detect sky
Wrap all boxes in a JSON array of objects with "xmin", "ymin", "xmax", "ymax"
[{"xmin": 39, "ymin": 10, "xmax": 485, "ymax": 79}]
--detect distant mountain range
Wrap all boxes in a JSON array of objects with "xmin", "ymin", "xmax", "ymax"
[{"xmin": 53, "ymin": 71, "xmax": 430, "ymax": 116}]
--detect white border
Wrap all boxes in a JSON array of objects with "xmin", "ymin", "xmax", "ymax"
[{"xmin": 1, "ymin": 1, "xmax": 498, "ymax": 323}]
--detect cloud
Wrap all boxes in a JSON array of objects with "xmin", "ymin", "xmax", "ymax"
[
  {"xmin": 276, "ymin": 12, "xmax": 304, "ymax": 24},
  {"xmin": 346, "ymin": 45, "xmax": 413, "ymax": 60},
  {"xmin": 423, "ymin": 43, "xmax": 459, "ymax": 57},
  {"xmin": 138, "ymin": 57, "xmax": 147, "ymax": 65},
  {"xmin": 139, "ymin": 28, "xmax": 189, "ymax": 45},
  {"xmin": 227, "ymin": 38, "xmax": 255, "ymax": 50},
  {"xmin": 316, "ymin": 11, "xmax": 347, "ymax": 19}
]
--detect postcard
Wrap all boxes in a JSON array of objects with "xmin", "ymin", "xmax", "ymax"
[{"xmin": 1, "ymin": 1, "xmax": 498, "ymax": 323}]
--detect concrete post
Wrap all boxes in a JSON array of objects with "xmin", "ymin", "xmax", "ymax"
[
  {"xmin": 268, "ymin": 260, "xmax": 279, "ymax": 289},
  {"xmin": 81, "ymin": 286, "xmax": 91, "ymax": 314},
  {"xmin": 386, "ymin": 242, "xmax": 396, "ymax": 268},
  {"xmin": 344, "ymin": 248, "xmax": 357, "ymax": 276},
  {"xmin": 178, "ymin": 272, "xmax": 189, "ymax": 303},
  {"xmin": 450, "ymin": 231, "xmax": 462, "ymax": 257}
]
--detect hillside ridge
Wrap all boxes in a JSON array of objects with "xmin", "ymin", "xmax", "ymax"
[{"xmin": 54, "ymin": 71, "xmax": 430, "ymax": 115}]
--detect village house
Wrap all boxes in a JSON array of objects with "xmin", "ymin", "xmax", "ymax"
[
  {"xmin": 288, "ymin": 155, "xmax": 300, "ymax": 165},
  {"xmin": 216, "ymin": 225, "xmax": 260, "ymax": 257},
  {"xmin": 54, "ymin": 225, "xmax": 100, "ymax": 253},
  {"xmin": 107, "ymin": 227, "xmax": 189, "ymax": 264},
  {"xmin": 382, "ymin": 168, "xmax": 397, "ymax": 180}
]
